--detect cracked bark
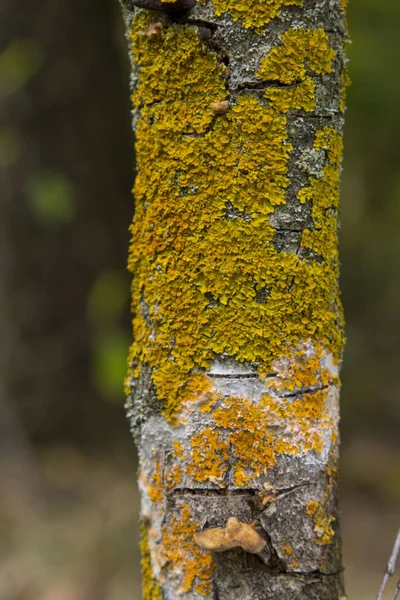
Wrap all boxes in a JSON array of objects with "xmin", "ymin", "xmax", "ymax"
[{"xmin": 119, "ymin": 1, "xmax": 348, "ymax": 598}]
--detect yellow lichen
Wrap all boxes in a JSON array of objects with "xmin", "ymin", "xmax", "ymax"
[
  {"xmin": 258, "ymin": 28, "xmax": 336, "ymax": 113},
  {"xmin": 340, "ymin": 68, "xmax": 351, "ymax": 113},
  {"xmin": 264, "ymin": 78, "xmax": 317, "ymax": 113},
  {"xmin": 172, "ymin": 440, "xmax": 186, "ymax": 459},
  {"xmin": 258, "ymin": 28, "xmax": 336, "ymax": 83},
  {"xmin": 306, "ymin": 500, "xmax": 335, "ymax": 545},
  {"xmin": 281, "ymin": 543, "xmax": 299, "ymax": 569},
  {"xmin": 140, "ymin": 524, "xmax": 163, "ymax": 600},
  {"xmin": 159, "ymin": 504, "xmax": 215, "ymax": 595},
  {"xmin": 298, "ymin": 126, "xmax": 343, "ymax": 263},
  {"xmin": 306, "ymin": 500, "xmax": 319, "ymax": 516},
  {"xmin": 128, "ymin": 15, "xmax": 344, "ymax": 421},
  {"xmin": 209, "ymin": 0, "xmax": 303, "ymax": 29},
  {"xmin": 129, "ymin": 5, "xmax": 347, "ymax": 592}
]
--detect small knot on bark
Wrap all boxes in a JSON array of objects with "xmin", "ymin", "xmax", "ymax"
[{"xmin": 210, "ymin": 101, "xmax": 230, "ymax": 116}]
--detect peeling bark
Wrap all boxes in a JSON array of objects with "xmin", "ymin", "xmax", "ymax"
[{"xmin": 119, "ymin": 0, "xmax": 348, "ymax": 598}]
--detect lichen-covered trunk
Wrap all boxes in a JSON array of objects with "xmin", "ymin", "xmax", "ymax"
[{"xmin": 120, "ymin": 0, "xmax": 348, "ymax": 598}]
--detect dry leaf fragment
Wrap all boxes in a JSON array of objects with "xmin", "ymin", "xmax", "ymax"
[
  {"xmin": 194, "ymin": 517, "xmax": 266, "ymax": 554},
  {"xmin": 253, "ymin": 485, "xmax": 277, "ymax": 510},
  {"xmin": 208, "ymin": 476, "xmax": 226, "ymax": 488}
]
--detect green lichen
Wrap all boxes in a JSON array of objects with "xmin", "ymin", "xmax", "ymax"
[
  {"xmin": 257, "ymin": 28, "xmax": 336, "ymax": 112},
  {"xmin": 127, "ymin": 14, "xmax": 344, "ymax": 420},
  {"xmin": 209, "ymin": 0, "xmax": 303, "ymax": 29}
]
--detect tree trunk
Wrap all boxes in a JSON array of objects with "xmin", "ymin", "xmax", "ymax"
[{"xmin": 121, "ymin": 1, "xmax": 348, "ymax": 598}]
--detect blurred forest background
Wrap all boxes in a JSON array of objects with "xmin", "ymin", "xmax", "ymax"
[{"xmin": 0, "ymin": 1, "xmax": 399, "ymax": 599}]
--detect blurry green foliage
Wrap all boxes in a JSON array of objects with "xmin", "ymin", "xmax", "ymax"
[
  {"xmin": 26, "ymin": 171, "xmax": 77, "ymax": 225},
  {"xmin": 87, "ymin": 270, "xmax": 128, "ymax": 325},
  {"xmin": 347, "ymin": 0, "xmax": 400, "ymax": 129},
  {"xmin": 0, "ymin": 127, "xmax": 22, "ymax": 167},
  {"xmin": 92, "ymin": 330, "xmax": 130, "ymax": 400},
  {"xmin": 88, "ymin": 270, "xmax": 130, "ymax": 401},
  {"xmin": 339, "ymin": 0, "xmax": 400, "ymax": 443},
  {"xmin": 0, "ymin": 39, "xmax": 43, "ymax": 95}
]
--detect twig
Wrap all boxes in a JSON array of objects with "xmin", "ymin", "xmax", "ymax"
[
  {"xmin": 391, "ymin": 580, "xmax": 400, "ymax": 600},
  {"xmin": 377, "ymin": 528, "xmax": 400, "ymax": 600}
]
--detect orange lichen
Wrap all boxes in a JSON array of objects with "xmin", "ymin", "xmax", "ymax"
[
  {"xmin": 165, "ymin": 464, "xmax": 183, "ymax": 489},
  {"xmin": 184, "ymin": 372, "xmax": 214, "ymax": 403},
  {"xmin": 186, "ymin": 388, "xmax": 332, "ymax": 485},
  {"xmin": 281, "ymin": 543, "xmax": 299, "ymax": 569},
  {"xmin": 187, "ymin": 427, "xmax": 229, "ymax": 483},
  {"xmin": 148, "ymin": 461, "xmax": 163, "ymax": 504},
  {"xmin": 159, "ymin": 504, "xmax": 215, "ymax": 595},
  {"xmin": 172, "ymin": 440, "xmax": 186, "ymax": 458},
  {"xmin": 267, "ymin": 344, "xmax": 335, "ymax": 394}
]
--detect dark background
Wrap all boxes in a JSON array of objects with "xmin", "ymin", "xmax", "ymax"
[{"xmin": 0, "ymin": 1, "xmax": 399, "ymax": 598}]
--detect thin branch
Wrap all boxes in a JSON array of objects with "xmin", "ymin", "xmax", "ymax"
[
  {"xmin": 377, "ymin": 528, "xmax": 400, "ymax": 600},
  {"xmin": 391, "ymin": 580, "xmax": 400, "ymax": 600}
]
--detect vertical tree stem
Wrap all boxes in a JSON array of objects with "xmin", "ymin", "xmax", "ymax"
[{"xmin": 120, "ymin": 1, "xmax": 348, "ymax": 598}]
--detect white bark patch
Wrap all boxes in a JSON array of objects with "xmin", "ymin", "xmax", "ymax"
[{"xmin": 138, "ymin": 342, "xmax": 341, "ymax": 596}]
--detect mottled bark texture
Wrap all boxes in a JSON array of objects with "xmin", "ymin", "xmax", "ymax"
[{"xmin": 120, "ymin": 1, "xmax": 348, "ymax": 598}]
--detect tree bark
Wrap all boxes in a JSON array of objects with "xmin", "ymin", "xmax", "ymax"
[{"xmin": 120, "ymin": 1, "xmax": 348, "ymax": 598}]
